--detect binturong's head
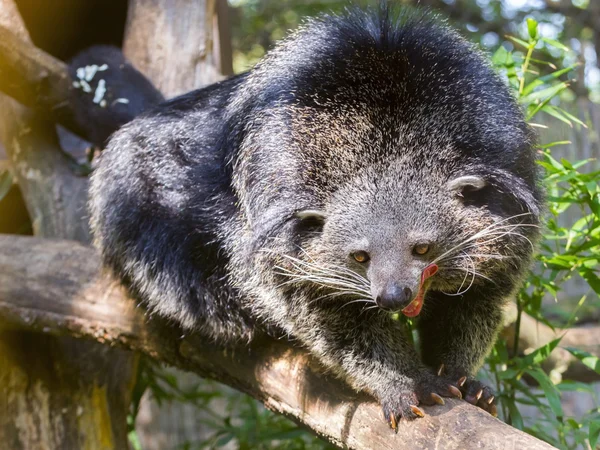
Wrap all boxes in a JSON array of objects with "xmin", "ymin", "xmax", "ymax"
[
  {"xmin": 236, "ymin": 7, "xmax": 544, "ymax": 316},
  {"xmin": 281, "ymin": 158, "xmax": 541, "ymax": 318}
]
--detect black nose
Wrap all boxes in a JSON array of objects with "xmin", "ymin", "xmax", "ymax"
[{"xmin": 376, "ymin": 284, "xmax": 413, "ymax": 311}]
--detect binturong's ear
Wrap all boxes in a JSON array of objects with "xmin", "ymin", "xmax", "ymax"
[
  {"xmin": 448, "ymin": 168, "xmax": 541, "ymax": 218},
  {"xmin": 295, "ymin": 209, "xmax": 327, "ymax": 231},
  {"xmin": 447, "ymin": 175, "xmax": 487, "ymax": 197}
]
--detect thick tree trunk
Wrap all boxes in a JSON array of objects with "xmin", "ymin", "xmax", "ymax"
[{"xmin": 123, "ymin": 0, "xmax": 225, "ymax": 98}]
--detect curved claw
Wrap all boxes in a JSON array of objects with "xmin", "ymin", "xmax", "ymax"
[
  {"xmin": 448, "ymin": 385, "xmax": 462, "ymax": 399},
  {"xmin": 489, "ymin": 404, "xmax": 498, "ymax": 417},
  {"xmin": 431, "ymin": 393, "xmax": 445, "ymax": 405},
  {"xmin": 410, "ymin": 405, "xmax": 425, "ymax": 418},
  {"xmin": 475, "ymin": 389, "xmax": 483, "ymax": 401},
  {"xmin": 389, "ymin": 414, "xmax": 397, "ymax": 430},
  {"xmin": 457, "ymin": 376, "xmax": 467, "ymax": 387},
  {"xmin": 437, "ymin": 363, "xmax": 445, "ymax": 377}
]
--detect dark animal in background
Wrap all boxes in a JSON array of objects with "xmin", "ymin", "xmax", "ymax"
[
  {"xmin": 68, "ymin": 46, "xmax": 164, "ymax": 147},
  {"xmin": 88, "ymin": 6, "xmax": 543, "ymax": 427}
]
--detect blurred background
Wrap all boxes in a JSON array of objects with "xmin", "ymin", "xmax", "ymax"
[{"xmin": 0, "ymin": 1, "xmax": 598, "ymax": 449}]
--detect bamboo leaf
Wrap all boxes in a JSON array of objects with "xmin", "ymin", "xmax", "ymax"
[
  {"xmin": 524, "ymin": 368, "xmax": 563, "ymax": 418},
  {"xmin": 564, "ymin": 348, "xmax": 600, "ymax": 374}
]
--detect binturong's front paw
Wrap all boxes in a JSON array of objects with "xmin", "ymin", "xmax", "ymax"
[
  {"xmin": 437, "ymin": 364, "xmax": 497, "ymax": 417},
  {"xmin": 379, "ymin": 373, "xmax": 463, "ymax": 429}
]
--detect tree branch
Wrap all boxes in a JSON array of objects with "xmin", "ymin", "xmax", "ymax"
[
  {"xmin": 0, "ymin": 24, "xmax": 86, "ymax": 139},
  {"xmin": 0, "ymin": 234, "xmax": 558, "ymax": 450}
]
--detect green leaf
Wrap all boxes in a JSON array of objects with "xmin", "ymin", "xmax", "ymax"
[
  {"xmin": 507, "ymin": 35, "xmax": 530, "ymax": 49},
  {"xmin": 515, "ymin": 337, "xmax": 562, "ymax": 369},
  {"xmin": 216, "ymin": 432, "xmax": 235, "ymax": 446},
  {"xmin": 579, "ymin": 269, "xmax": 600, "ymax": 295},
  {"xmin": 590, "ymin": 421, "xmax": 600, "ymax": 449},
  {"xmin": 543, "ymin": 153, "xmax": 567, "ymax": 171},
  {"xmin": 0, "ymin": 170, "xmax": 12, "ymax": 202},
  {"xmin": 557, "ymin": 108, "xmax": 587, "ymax": 128},
  {"xmin": 497, "ymin": 368, "xmax": 519, "ymax": 380},
  {"xmin": 541, "ymin": 37, "xmax": 570, "ymax": 52},
  {"xmin": 521, "ymin": 65, "xmax": 577, "ymax": 97},
  {"xmin": 540, "ymin": 104, "xmax": 574, "ymax": 126},
  {"xmin": 492, "ymin": 45, "xmax": 510, "ymax": 66},
  {"xmin": 524, "ymin": 367, "xmax": 563, "ymax": 418},
  {"xmin": 127, "ymin": 429, "xmax": 143, "ymax": 450},
  {"xmin": 527, "ymin": 18, "xmax": 538, "ymax": 39},
  {"xmin": 564, "ymin": 347, "xmax": 600, "ymax": 374},
  {"xmin": 506, "ymin": 397, "xmax": 524, "ymax": 429},
  {"xmin": 537, "ymin": 141, "xmax": 571, "ymax": 150},
  {"xmin": 557, "ymin": 380, "xmax": 595, "ymax": 393},
  {"xmin": 521, "ymin": 82, "xmax": 568, "ymax": 104}
]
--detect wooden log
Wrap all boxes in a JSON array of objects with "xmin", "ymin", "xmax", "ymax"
[
  {"xmin": 0, "ymin": 234, "xmax": 557, "ymax": 450},
  {"xmin": 0, "ymin": 1, "xmax": 233, "ymax": 447}
]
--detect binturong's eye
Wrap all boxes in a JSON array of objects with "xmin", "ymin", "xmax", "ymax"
[
  {"xmin": 413, "ymin": 243, "xmax": 430, "ymax": 255},
  {"xmin": 352, "ymin": 251, "xmax": 370, "ymax": 263}
]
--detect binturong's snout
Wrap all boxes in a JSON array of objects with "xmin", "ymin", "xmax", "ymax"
[
  {"xmin": 376, "ymin": 284, "xmax": 415, "ymax": 312},
  {"xmin": 373, "ymin": 264, "xmax": 439, "ymax": 317}
]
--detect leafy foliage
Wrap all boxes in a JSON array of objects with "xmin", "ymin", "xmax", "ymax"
[{"xmin": 488, "ymin": 19, "xmax": 600, "ymax": 449}]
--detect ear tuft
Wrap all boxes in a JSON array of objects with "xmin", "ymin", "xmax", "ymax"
[
  {"xmin": 447, "ymin": 176, "xmax": 487, "ymax": 197},
  {"xmin": 295, "ymin": 209, "xmax": 327, "ymax": 221},
  {"xmin": 295, "ymin": 209, "xmax": 326, "ymax": 232}
]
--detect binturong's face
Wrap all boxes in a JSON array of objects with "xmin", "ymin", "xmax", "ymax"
[{"xmin": 278, "ymin": 160, "xmax": 539, "ymax": 317}]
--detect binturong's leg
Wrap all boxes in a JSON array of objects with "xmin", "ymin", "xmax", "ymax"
[
  {"xmin": 285, "ymin": 304, "xmax": 463, "ymax": 428},
  {"xmin": 417, "ymin": 288, "xmax": 503, "ymax": 416}
]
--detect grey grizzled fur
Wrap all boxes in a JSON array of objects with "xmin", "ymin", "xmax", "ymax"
[{"xmin": 89, "ymin": 6, "xmax": 543, "ymax": 424}]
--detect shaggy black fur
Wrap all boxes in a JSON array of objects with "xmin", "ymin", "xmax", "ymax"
[{"xmin": 89, "ymin": 6, "xmax": 542, "ymax": 425}]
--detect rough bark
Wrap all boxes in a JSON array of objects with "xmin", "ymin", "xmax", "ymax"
[
  {"xmin": 0, "ymin": 24, "xmax": 85, "ymax": 138},
  {"xmin": 123, "ymin": 0, "xmax": 223, "ymax": 97},
  {"xmin": 0, "ymin": 234, "xmax": 558, "ymax": 450}
]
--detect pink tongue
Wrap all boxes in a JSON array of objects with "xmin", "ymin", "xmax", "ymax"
[{"xmin": 401, "ymin": 263, "xmax": 438, "ymax": 318}]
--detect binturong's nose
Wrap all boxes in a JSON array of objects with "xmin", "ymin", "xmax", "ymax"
[{"xmin": 376, "ymin": 283, "xmax": 413, "ymax": 312}]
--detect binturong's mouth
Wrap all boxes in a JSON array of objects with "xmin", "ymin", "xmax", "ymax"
[{"xmin": 400, "ymin": 263, "xmax": 438, "ymax": 318}]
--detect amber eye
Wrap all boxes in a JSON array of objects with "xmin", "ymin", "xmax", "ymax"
[
  {"xmin": 413, "ymin": 243, "xmax": 430, "ymax": 255},
  {"xmin": 352, "ymin": 251, "xmax": 370, "ymax": 263}
]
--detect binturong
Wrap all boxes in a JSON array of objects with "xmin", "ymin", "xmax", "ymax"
[{"xmin": 89, "ymin": 4, "xmax": 543, "ymax": 427}]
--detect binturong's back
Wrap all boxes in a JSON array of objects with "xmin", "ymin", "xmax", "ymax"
[{"xmin": 89, "ymin": 4, "xmax": 543, "ymax": 426}]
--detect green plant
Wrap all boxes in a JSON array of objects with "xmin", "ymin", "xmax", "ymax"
[{"xmin": 487, "ymin": 18, "xmax": 600, "ymax": 449}]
